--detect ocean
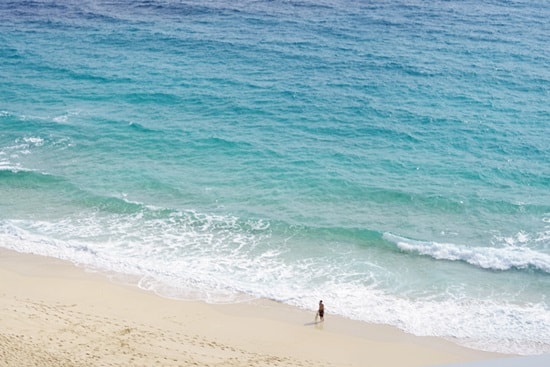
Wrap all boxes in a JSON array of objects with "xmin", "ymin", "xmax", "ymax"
[{"xmin": 1, "ymin": 0, "xmax": 548, "ymax": 355}]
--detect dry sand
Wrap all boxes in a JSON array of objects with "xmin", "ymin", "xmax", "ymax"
[{"xmin": 0, "ymin": 248, "xmax": 504, "ymax": 367}]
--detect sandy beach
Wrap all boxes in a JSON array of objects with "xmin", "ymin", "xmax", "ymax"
[{"xmin": 0, "ymin": 248, "xmax": 505, "ymax": 367}]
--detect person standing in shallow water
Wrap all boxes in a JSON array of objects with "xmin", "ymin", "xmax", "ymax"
[{"xmin": 317, "ymin": 300, "xmax": 324, "ymax": 322}]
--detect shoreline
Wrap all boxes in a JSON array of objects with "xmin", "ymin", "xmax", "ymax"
[{"xmin": 0, "ymin": 248, "xmax": 507, "ymax": 366}]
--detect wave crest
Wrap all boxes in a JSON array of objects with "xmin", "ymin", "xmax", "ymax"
[{"xmin": 384, "ymin": 233, "xmax": 550, "ymax": 273}]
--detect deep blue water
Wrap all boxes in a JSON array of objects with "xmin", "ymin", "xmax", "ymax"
[{"xmin": 1, "ymin": 0, "xmax": 549, "ymax": 355}]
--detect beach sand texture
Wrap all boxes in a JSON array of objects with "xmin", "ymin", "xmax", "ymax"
[{"xmin": 0, "ymin": 249, "xmax": 500, "ymax": 367}]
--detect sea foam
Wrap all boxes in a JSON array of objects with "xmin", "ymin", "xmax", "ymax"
[{"xmin": 384, "ymin": 233, "xmax": 550, "ymax": 273}]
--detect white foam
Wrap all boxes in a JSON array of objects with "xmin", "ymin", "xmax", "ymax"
[
  {"xmin": 0, "ymin": 162, "xmax": 27, "ymax": 172},
  {"xmin": 52, "ymin": 110, "xmax": 80, "ymax": 124},
  {"xmin": 22, "ymin": 137, "xmax": 44, "ymax": 146},
  {"xmin": 384, "ymin": 233, "xmax": 550, "ymax": 273}
]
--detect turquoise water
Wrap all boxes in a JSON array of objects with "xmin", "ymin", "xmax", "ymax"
[{"xmin": 1, "ymin": 0, "xmax": 549, "ymax": 355}]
